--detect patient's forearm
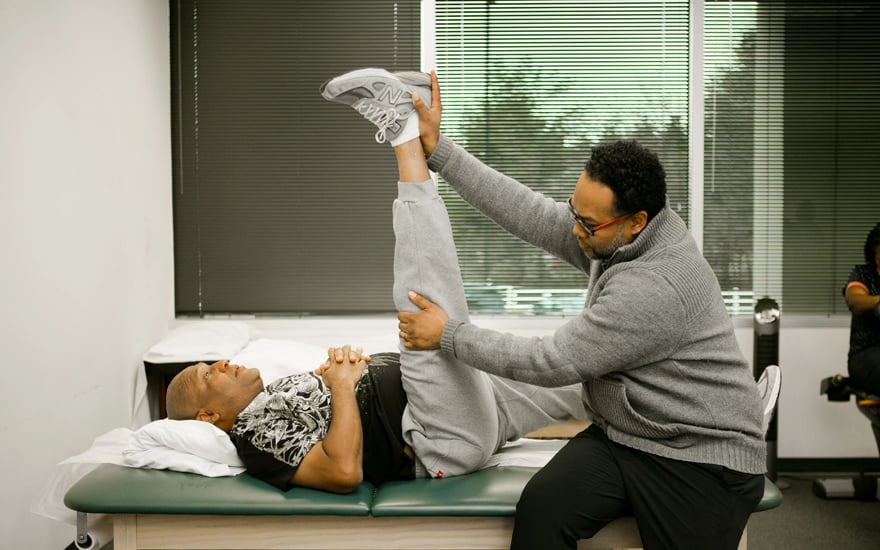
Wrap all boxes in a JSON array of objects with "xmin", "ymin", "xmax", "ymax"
[
  {"xmin": 322, "ymin": 384, "xmax": 364, "ymax": 482},
  {"xmin": 289, "ymin": 381, "xmax": 364, "ymax": 493}
]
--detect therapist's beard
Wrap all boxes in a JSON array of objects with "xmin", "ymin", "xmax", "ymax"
[{"xmin": 585, "ymin": 227, "xmax": 629, "ymax": 261}]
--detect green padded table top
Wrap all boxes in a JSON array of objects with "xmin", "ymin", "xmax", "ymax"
[
  {"xmin": 371, "ymin": 468, "xmax": 783, "ymax": 516},
  {"xmin": 371, "ymin": 466, "xmax": 536, "ymax": 516},
  {"xmin": 64, "ymin": 464, "xmax": 782, "ymax": 517},
  {"xmin": 64, "ymin": 464, "xmax": 374, "ymax": 516}
]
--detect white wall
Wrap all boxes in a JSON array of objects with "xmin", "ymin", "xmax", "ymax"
[{"xmin": 0, "ymin": 1, "xmax": 172, "ymax": 549}]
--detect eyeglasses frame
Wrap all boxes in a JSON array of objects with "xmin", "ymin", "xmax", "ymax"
[{"xmin": 567, "ymin": 197, "xmax": 632, "ymax": 237}]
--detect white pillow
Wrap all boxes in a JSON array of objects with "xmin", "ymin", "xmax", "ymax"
[
  {"xmin": 123, "ymin": 419, "xmax": 245, "ymax": 477},
  {"xmin": 143, "ymin": 322, "xmax": 257, "ymax": 363}
]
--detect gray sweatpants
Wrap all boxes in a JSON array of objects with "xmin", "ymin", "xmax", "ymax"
[{"xmin": 393, "ymin": 179, "xmax": 588, "ymax": 478}]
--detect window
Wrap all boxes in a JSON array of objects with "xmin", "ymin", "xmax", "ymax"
[
  {"xmin": 172, "ymin": 0, "xmax": 879, "ymax": 317},
  {"xmin": 433, "ymin": 0, "xmax": 690, "ymax": 315},
  {"xmin": 704, "ymin": 0, "xmax": 879, "ymax": 314}
]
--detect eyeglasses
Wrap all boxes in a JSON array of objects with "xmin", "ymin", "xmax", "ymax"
[{"xmin": 567, "ymin": 197, "xmax": 632, "ymax": 237}]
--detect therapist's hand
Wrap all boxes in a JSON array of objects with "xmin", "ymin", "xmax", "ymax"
[
  {"xmin": 397, "ymin": 291, "xmax": 448, "ymax": 350},
  {"xmin": 412, "ymin": 71, "xmax": 442, "ymax": 158}
]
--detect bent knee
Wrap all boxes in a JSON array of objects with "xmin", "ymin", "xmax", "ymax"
[
  {"xmin": 412, "ymin": 438, "xmax": 493, "ymax": 478},
  {"xmin": 517, "ymin": 475, "xmax": 571, "ymax": 518},
  {"xmin": 515, "ymin": 474, "xmax": 610, "ymax": 543}
]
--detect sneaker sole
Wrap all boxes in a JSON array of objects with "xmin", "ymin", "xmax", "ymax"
[{"xmin": 762, "ymin": 366, "xmax": 781, "ymax": 415}]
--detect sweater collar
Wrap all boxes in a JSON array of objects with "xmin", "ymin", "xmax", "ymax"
[{"xmin": 602, "ymin": 197, "xmax": 688, "ymax": 268}]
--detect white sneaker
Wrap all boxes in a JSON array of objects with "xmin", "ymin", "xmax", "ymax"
[
  {"xmin": 319, "ymin": 68, "xmax": 431, "ymax": 145},
  {"xmin": 757, "ymin": 365, "xmax": 781, "ymax": 434}
]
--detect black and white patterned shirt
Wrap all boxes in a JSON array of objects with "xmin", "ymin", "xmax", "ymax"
[
  {"xmin": 230, "ymin": 373, "xmax": 335, "ymax": 489},
  {"xmin": 228, "ymin": 352, "xmax": 411, "ymax": 490}
]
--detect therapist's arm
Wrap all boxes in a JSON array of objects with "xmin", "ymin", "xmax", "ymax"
[{"xmin": 291, "ymin": 346, "xmax": 367, "ymax": 493}]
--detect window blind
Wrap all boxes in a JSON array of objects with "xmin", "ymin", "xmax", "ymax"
[
  {"xmin": 704, "ymin": 0, "xmax": 879, "ymax": 315},
  {"xmin": 433, "ymin": 0, "xmax": 690, "ymax": 315},
  {"xmin": 171, "ymin": 1, "xmax": 878, "ymax": 318},
  {"xmin": 171, "ymin": 0, "xmax": 421, "ymax": 315}
]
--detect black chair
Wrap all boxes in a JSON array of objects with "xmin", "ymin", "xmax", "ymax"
[{"xmin": 812, "ymin": 375, "xmax": 880, "ymax": 501}]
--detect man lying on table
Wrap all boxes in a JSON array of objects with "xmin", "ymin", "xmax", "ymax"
[{"xmin": 164, "ymin": 68, "xmax": 588, "ymax": 494}]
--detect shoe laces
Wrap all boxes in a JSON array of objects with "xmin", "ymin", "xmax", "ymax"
[{"xmin": 354, "ymin": 99, "xmax": 399, "ymax": 144}]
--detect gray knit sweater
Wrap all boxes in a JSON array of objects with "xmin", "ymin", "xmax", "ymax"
[{"xmin": 428, "ymin": 135, "xmax": 767, "ymax": 475}]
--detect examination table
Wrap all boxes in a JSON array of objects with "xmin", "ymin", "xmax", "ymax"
[{"xmin": 65, "ymin": 462, "xmax": 782, "ymax": 550}]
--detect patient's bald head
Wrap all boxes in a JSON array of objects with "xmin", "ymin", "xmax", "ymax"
[
  {"xmin": 165, "ymin": 360, "xmax": 264, "ymax": 432},
  {"xmin": 165, "ymin": 366, "xmax": 202, "ymax": 420}
]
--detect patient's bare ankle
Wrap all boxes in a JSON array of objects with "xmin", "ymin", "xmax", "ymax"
[{"xmin": 395, "ymin": 138, "xmax": 430, "ymax": 182}]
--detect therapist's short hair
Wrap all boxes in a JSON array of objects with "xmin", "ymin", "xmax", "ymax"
[{"xmin": 585, "ymin": 140, "xmax": 667, "ymax": 222}]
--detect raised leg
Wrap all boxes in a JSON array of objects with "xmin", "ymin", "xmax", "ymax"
[
  {"xmin": 322, "ymin": 68, "xmax": 586, "ymax": 478},
  {"xmin": 392, "ymin": 139, "xmax": 500, "ymax": 477},
  {"xmin": 391, "ymin": 139, "xmax": 586, "ymax": 477}
]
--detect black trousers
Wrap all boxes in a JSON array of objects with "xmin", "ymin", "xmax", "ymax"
[
  {"xmin": 848, "ymin": 344, "xmax": 880, "ymax": 396},
  {"xmin": 511, "ymin": 425, "xmax": 764, "ymax": 550}
]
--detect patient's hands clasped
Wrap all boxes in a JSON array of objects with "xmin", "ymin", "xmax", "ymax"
[{"xmin": 316, "ymin": 344, "xmax": 369, "ymax": 388}]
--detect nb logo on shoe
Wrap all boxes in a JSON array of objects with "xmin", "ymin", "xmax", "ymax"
[{"xmin": 376, "ymin": 83, "xmax": 404, "ymax": 105}]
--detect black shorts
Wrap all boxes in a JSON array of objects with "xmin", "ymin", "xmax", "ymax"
[{"xmin": 357, "ymin": 352, "xmax": 414, "ymax": 485}]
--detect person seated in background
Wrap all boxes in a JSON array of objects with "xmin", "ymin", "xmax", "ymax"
[
  {"xmin": 844, "ymin": 222, "xmax": 880, "ymax": 396},
  {"xmin": 164, "ymin": 68, "xmax": 588, "ymax": 495}
]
